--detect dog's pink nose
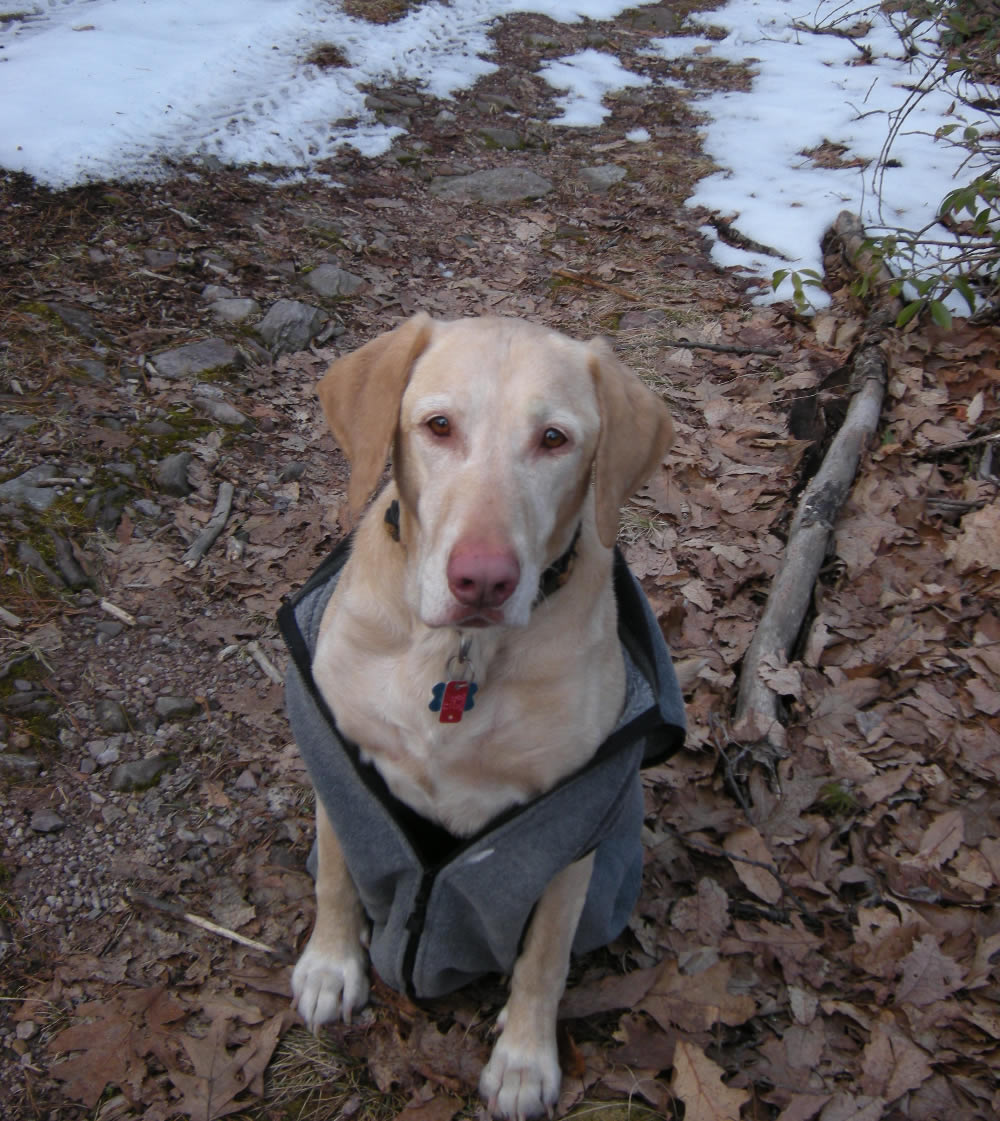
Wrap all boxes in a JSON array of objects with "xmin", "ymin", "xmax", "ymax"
[{"xmin": 447, "ymin": 544, "xmax": 520, "ymax": 608}]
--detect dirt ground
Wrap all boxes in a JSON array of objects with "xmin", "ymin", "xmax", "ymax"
[{"xmin": 1, "ymin": 4, "xmax": 999, "ymax": 1121}]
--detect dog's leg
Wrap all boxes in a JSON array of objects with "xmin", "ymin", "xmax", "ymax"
[
  {"xmin": 291, "ymin": 800, "xmax": 370, "ymax": 1030},
  {"xmin": 480, "ymin": 851, "xmax": 595, "ymax": 1120}
]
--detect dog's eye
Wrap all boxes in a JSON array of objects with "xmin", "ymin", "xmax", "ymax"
[
  {"xmin": 541, "ymin": 427, "xmax": 567, "ymax": 450},
  {"xmin": 427, "ymin": 416, "xmax": 451, "ymax": 438}
]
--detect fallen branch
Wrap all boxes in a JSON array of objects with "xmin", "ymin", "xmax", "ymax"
[
  {"xmin": 910, "ymin": 429, "xmax": 1000, "ymax": 457},
  {"xmin": 182, "ymin": 481, "xmax": 234, "ymax": 568},
  {"xmin": 734, "ymin": 212, "xmax": 899, "ymax": 749},
  {"xmin": 662, "ymin": 338, "xmax": 781, "ymax": 357},
  {"xmin": 552, "ymin": 267, "xmax": 639, "ymax": 301}
]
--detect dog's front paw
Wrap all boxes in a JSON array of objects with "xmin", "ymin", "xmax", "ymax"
[
  {"xmin": 291, "ymin": 942, "xmax": 370, "ymax": 1030},
  {"xmin": 479, "ymin": 1032, "xmax": 561, "ymax": 1120}
]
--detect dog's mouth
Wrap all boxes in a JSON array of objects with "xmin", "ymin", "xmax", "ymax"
[{"xmin": 447, "ymin": 608, "xmax": 505, "ymax": 628}]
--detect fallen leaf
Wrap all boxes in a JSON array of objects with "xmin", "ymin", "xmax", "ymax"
[
  {"xmin": 670, "ymin": 1039, "xmax": 749, "ymax": 1121},
  {"xmin": 640, "ymin": 958, "xmax": 755, "ymax": 1033},
  {"xmin": 859, "ymin": 1010, "xmax": 933, "ymax": 1101},
  {"xmin": 724, "ymin": 825, "xmax": 782, "ymax": 903},
  {"xmin": 895, "ymin": 934, "xmax": 965, "ymax": 1008}
]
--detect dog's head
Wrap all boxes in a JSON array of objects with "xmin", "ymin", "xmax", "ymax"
[{"xmin": 317, "ymin": 314, "xmax": 673, "ymax": 629}]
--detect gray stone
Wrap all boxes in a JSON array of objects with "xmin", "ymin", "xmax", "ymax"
[
  {"xmin": 303, "ymin": 264, "xmax": 365, "ymax": 298},
  {"xmin": 278, "ymin": 461, "xmax": 307, "ymax": 483},
  {"xmin": 257, "ymin": 299, "xmax": 328, "ymax": 356},
  {"xmin": 0, "ymin": 754, "xmax": 42, "ymax": 779},
  {"xmin": 579, "ymin": 164, "xmax": 628, "ymax": 191},
  {"xmin": 108, "ymin": 754, "xmax": 178, "ymax": 792},
  {"xmin": 476, "ymin": 92, "xmax": 518, "ymax": 113},
  {"xmin": 144, "ymin": 419, "xmax": 177, "ymax": 436},
  {"xmin": 17, "ymin": 542, "xmax": 65, "ymax": 589},
  {"xmin": 151, "ymin": 338, "xmax": 241, "ymax": 379},
  {"xmin": 143, "ymin": 249, "xmax": 177, "ymax": 268},
  {"xmin": 478, "ymin": 127, "xmax": 525, "ymax": 150},
  {"xmin": 71, "ymin": 359, "xmax": 108, "ymax": 381},
  {"xmin": 108, "ymin": 462, "xmax": 137, "ymax": 479},
  {"xmin": 43, "ymin": 302, "xmax": 101, "ymax": 339},
  {"xmin": 154, "ymin": 696, "xmax": 200, "ymax": 721},
  {"xmin": 0, "ymin": 464, "xmax": 58, "ymax": 511},
  {"xmin": 95, "ymin": 698, "xmax": 129, "ymax": 734},
  {"xmin": 0, "ymin": 414, "xmax": 37, "ymax": 438},
  {"xmin": 155, "ymin": 452, "xmax": 192, "ymax": 496},
  {"xmin": 202, "ymin": 284, "xmax": 235, "ymax": 301},
  {"xmin": 133, "ymin": 498, "xmax": 162, "ymax": 518},
  {"xmin": 30, "ymin": 809, "xmax": 66, "ymax": 833},
  {"xmin": 209, "ymin": 298, "xmax": 260, "ymax": 324},
  {"xmin": 193, "ymin": 397, "xmax": 249, "ymax": 427},
  {"xmin": 429, "ymin": 167, "xmax": 553, "ymax": 204},
  {"xmin": 526, "ymin": 32, "xmax": 559, "ymax": 48}
]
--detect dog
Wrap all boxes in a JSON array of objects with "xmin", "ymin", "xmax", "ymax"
[{"xmin": 280, "ymin": 314, "xmax": 682, "ymax": 1119}]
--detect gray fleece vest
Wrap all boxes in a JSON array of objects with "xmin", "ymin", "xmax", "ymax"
[{"xmin": 278, "ymin": 536, "xmax": 685, "ymax": 1000}]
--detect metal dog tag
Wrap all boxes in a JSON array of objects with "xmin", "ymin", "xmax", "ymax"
[{"xmin": 429, "ymin": 679, "xmax": 478, "ymax": 723}]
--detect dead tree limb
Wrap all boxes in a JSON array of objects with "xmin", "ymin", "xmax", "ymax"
[
  {"xmin": 733, "ymin": 212, "xmax": 899, "ymax": 749},
  {"xmin": 182, "ymin": 481, "xmax": 234, "ymax": 568}
]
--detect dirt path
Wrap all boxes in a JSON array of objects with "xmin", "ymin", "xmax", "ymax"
[{"xmin": 2, "ymin": 5, "xmax": 999, "ymax": 1120}]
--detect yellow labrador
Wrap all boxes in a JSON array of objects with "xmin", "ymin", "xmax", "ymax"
[{"xmin": 285, "ymin": 314, "xmax": 675, "ymax": 1118}]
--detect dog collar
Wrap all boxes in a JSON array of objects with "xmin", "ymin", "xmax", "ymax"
[{"xmin": 383, "ymin": 499, "xmax": 580, "ymax": 602}]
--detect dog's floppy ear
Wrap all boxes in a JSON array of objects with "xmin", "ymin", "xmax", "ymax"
[
  {"xmin": 317, "ymin": 313, "xmax": 433, "ymax": 520},
  {"xmin": 588, "ymin": 338, "xmax": 674, "ymax": 548}
]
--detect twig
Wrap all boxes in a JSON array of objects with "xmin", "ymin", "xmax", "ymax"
[
  {"xmin": 247, "ymin": 640, "xmax": 284, "ymax": 685},
  {"xmin": 661, "ymin": 338, "xmax": 781, "ymax": 357},
  {"xmin": 182, "ymin": 481, "xmax": 234, "ymax": 568},
  {"xmin": 552, "ymin": 267, "xmax": 639, "ymax": 301},
  {"xmin": 910, "ymin": 430, "xmax": 1000, "ymax": 457},
  {"xmin": 734, "ymin": 212, "xmax": 899, "ymax": 750},
  {"xmin": 100, "ymin": 599, "xmax": 136, "ymax": 626},
  {"xmin": 128, "ymin": 889, "xmax": 282, "ymax": 956}
]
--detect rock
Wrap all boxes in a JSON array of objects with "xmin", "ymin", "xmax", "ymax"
[
  {"xmin": 193, "ymin": 397, "xmax": 249, "ymax": 427},
  {"xmin": 143, "ymin": 249, "xmax": 177, "ymax": 268},
  {"xmin": 0, "ymin": 464, "xmax": 59, "ymax": 511},
  {"xmin": 202, "ymin": 284, "xmax": 235, "ymax": 301},
  {"xmin": 0, "ymin": 414, "xmax": 37, "ymax": 438},
  {"xmin": 0, "ymin": 755, "xmax": 43, "ymax": 779},
  {"xmin": 478, "ymin": 127, "xmax": 525, "ymax": 150},
  {"xmin": 151, "ymin": 338, "xmax": 242, "ymax": 379},
  {"xmin": 429, "ymin": 167, "xmax": 553, "ymax": 203},
  {"xmin": 144, "ymin": 419, "xmax": 176, "ymax": 437},
  {"xmin": 209, "ymin": 298, "xmax": 260, "ymax": 324},
  {"xmin": 278, "ymin": 461, "xmax": 307, "ymax": 483},
  {"xmin": 303, "ymin": 264, "xmax": 365, "ymax": 298},
  {"xmin": 95, "ymin": 699, "xmax": 129, "ymax": 734},
  {"xmin": 155, "ymin": 452, "xmax": 192, "ymax": 496},
  {"xmin": 256, "ymin": 299, "xmax": 328, "ymax": 356},
  {"xmin": 132, "ymin": 498, "xmax": 162, "ymax": 518},
  {"xmin": 108, "ymin": 754, "xmax": 178, "ymax": 792},
  {"xmin": 579, "ymin": 164, "xmax": 628, "ymax": 191},
  {"xmin": 526, "ymin": 31, "xmax": 559, "ymax": 48},
  {"xmin": 71, "ymin": 359, "xmax": 108, "ymax": 381},
  {"xmin": 30, "ymin": 809, "xmax": 66, "ymax": 833},
  {"xmin": 49, "ymin": 532, "xmax": 90, "ymax": 589},
  {"xmin": 95, "ymin": 621, "xmax": 125, "ymax": 638},
  {"xmin": 154, "ymin": 696, "xmax": 200, "ymax": 721},
  {"xmin": 234, "ymin": 768, "xmax": 258, "ymax": 790},
  {"xmin": 476, "ymin": 92, "xmax": 518, "ymax": 113},
  {"xmin": 17, "ymin": 542, "xmax": 65, "ymax": 589},
  {"xmin": 43, "ymin": 302, "xmax": 101, "ymax": 339}
]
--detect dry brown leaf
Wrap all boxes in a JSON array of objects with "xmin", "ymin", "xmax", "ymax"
[
  {"xmin": 724, "ymin": 825, "xmax": 782, "ymax": 903},
  {"xmin": 169, "ymin": 1010, "xmax": 284, "ymax": 1120},
  {"xmin": 670, "ymin": 1039, "xmax": 749, "ymax": 1121},
  {"xmin": 817, "ymin": 1091, "xmax": 887, "ymax": 1121},
  {"xmin": 946, "ymin": 504, "xmax": 1000, "ymax": 574},
  {"xmin": 859, "ymin": 1010, "xmax": 933, "ymax": 1101},
  {"xmin": 910, "ymin": 810, "xmax": 964, "ymax": 869},
  {"xmin": 895, "ymin": 934, "xmax": 965, "ymax": 1008},
  {"xmin": 639, "ymin": 958, "xmax": 755, "ymax": 1034}
]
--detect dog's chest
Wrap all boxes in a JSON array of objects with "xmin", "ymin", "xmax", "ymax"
[{"xmin": 314, "ymin": 629, "xmax": 621, "ymax": 836}]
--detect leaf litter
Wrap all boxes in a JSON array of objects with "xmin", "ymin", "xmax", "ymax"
[{"xmin": 1, "ymin": 3, "xmax": 999, "ymax": 1121}]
